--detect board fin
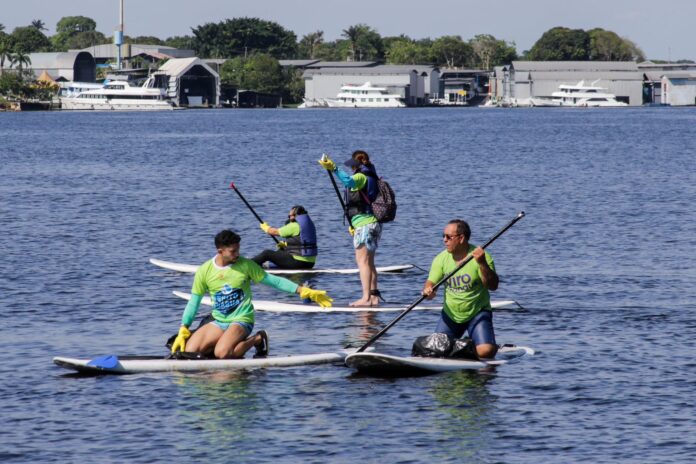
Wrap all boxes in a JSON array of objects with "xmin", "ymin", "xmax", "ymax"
[{"xmin": 87, "ymin": 355, "xmax": 119, "ymax": 369}]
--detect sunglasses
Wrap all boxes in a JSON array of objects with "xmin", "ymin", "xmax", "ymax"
[{"xmin": 442, "ymin": 233, "xmax": 463, "ymax": 241}]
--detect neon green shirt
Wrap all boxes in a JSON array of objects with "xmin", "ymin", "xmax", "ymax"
[
  {"xmin": 427, "ymin": 244, "xmax": 496, "ymax": 323},
  {"xmin": 191, "ymin": 256, "xmax": 266, "ymax": 324},
  {"xmin": 350, "ymin": 173, "xmax": 378, "ymax": 228},
  {"xmin": 278, "ymin": 222, "xmax": 316, "ymax": 263}
]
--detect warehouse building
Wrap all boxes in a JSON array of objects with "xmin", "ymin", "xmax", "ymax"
[{"xmin": 490, "ymin": 61, "xmax": 644, "ymax": 106}]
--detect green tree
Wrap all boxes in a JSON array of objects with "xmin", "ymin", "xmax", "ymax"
[
  {"xmin": 10, "ymin": 50, "xmax": 32, "ymax": 71},
  {"xmin": 0, "ymin": 39, "xmax": 13, "ymax": 76},
  {"xmin": 65, "ymin": 30, "xmax": 108, "ymax": 49},
  {"xmin": 341, "ymin": 24, "xmax": 383, "ymax": 61},
  {"xmin": 220, "ymin": 53, "xmax": 283, "ymax": 94},
  {"xmin": 128, "ymin": 35, "xmax": 165, "ymax": 45},
  {"xmin": 8, "ymin": 26, "xmax": 51, "ymax": 53},
  {"xmin": 469, "ymin": 34, "xmax": 517, "ymax": 69},
  {"xmin": 31, "ymin": 19, "xmax": 47, "ymax": 31},
  {"xmin": 165, "ymin": 35, "xmax": 195, "ymax": 50},
  {"xmin": 192, "ymin": 18, "xmax": 297, "ymax": 59},
  {"xmin": 0, "ymin": 72, "xmax": 26, "ymax": 97},
  {"xmin": 432, "ymin": 35, "xmax": 473, "ymax": 68},
  {"xmin": 281, "ymin": 66, "xmax": 305, "ymax": 104},
  {"xmin": 52, "ymin": 16, "xmax": 98, "ymax": 51},
  {"xmin": 526, "ymin": 27, "xmax": 590, "ymax": 60},
  {"xmin": 298, "ymin": 31, "xmax": 324, "ymax": 59},
  {"xmin": 385, "ymin": 38, "xmax": 432, "ymax": 65}
]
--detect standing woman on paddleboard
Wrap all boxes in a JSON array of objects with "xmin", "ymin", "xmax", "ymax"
[
  {"xmin": 170, "ymin": 230, "xmax": 333, "ymax": 359},
  {"xmin": 422, "ymin": 219, "xmax": 500, "ymax": 359},
  {"xmin": 319, "ymin": 151, "xmax": 383, "ymax": 307},
  {"xmin": 252, "ymin": 205, "xmax": 318, "ymax": 270}
]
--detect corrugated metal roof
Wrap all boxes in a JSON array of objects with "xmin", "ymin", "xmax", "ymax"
[
  {"xmin": 518, "ymin": 71, "xmax": 642, "ymax": 81},
  {"xmin": 279, "ymin": 59, "xmax": 321, "ymax": 67},
  {"xmin": 25, "ymin": 52, "xmax": 85, "ymax": 70},
  {"xmin": 156, "ymin": 57, "xmax": 219, "ymax": 78},
  {"xmin": 306, "ymin": 61, "xmax": 377, "ymax": 68},
  {"xmin": 512, "ymin": 61, "xmax": 638, "ymax": 72},
  {"xmin": 304, "ymin": 65, "xmax": 425, "ymax": 77}
]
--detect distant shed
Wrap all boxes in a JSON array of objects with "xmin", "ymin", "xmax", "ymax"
[
  {"xmin": 661, "ymin": 73, "xmax": 696, "ymax": 106},
  {"xmin": 154, "ymin": 58, "xmax": 220, "ymax": 107},
  {"xmin": 23, "ymin": 52, "xmax": 96, "ymax": 82}
]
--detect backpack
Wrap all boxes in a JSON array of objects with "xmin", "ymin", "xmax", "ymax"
[{"xmin": 362, "ymin": 177, "xmax": 397, "ymax": 223}]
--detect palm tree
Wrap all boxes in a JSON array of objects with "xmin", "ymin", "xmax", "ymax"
[
  {"xmin": 300, "ymin": 31, "xmax": 324, "ymax": 59},
  {"xmin": 0, "ymin": 23, "xmax": 5, "ymax": 34},
  {"xmin": 31, "ymin": 19, "xmax": 47, "ymax": 31},
  {"xmin": 342, "ymin": 25, "xmax": 362, "ymax": 61},
  {"xmin": 0, "ymin": 40, "xmax": 12, "ymax": 76},
  {"xmin": 10, "ymin": 51, "xmax": 31, "ymax": 72}
]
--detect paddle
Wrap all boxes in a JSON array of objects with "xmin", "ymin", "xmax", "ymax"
[
  {"xmin": 229, "ymin": 182, "xmax": 279, "ymax": 244},
  {"xmin": 356, "ymin": 211, "xmax": 526, "ymax": 353},
  {"xmin": 321, "ymin": 154, "xmax": 352, "ymax": 227}
]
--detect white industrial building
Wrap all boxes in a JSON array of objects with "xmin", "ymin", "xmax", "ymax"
[
  {"xmin": 303, "ymin": 63, "xmax": 440, "ymax": 106},
  {"xmin": 491, "ymin": 61, "xmax": 644, "ymax": 106},
  {"xmin": 19, "ymin": 52, "xmax": 97, "ymax": 82},
  {"xmin": 661, "ymin": 74, "xmax": 696, "ymax": 106}
]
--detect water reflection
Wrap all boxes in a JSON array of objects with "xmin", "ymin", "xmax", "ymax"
[
  {"xmin": 429, "ymin": 372, "xmax": 497, "ymax": 461},
  {"xmin": 341, "ymin": 312, "xmax": 382, "ymax": 347}
]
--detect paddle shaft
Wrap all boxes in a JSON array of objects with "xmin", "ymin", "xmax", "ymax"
[
  {"xmin": 229, "ymin": 182, "xmax": 280, "ymax": 244},
  {"xmin": 326, "ymin": 169, "xmax": 352, "ymax": 226},
  {"xmin": 356, "ymin": 211, "xmax": 526, "ymax": 353}
]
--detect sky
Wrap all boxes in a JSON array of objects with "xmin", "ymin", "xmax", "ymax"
[{"xmin": 2, "ymin": 0, "xmax": 694, "ymax": 61}]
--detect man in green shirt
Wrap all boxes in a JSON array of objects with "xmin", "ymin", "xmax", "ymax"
[
  {"xmin": 422, "ymin": 219, "xmax": 499, "ymax": 359},
  {"xmin": 171, "ymin": 229, "xmax": 332, "ymax": 359},
  {"xmin": 252, "ymin": 205, "xmax": 317, "ymax": 270}
]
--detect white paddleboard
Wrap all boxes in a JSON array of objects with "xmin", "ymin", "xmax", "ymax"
[
  {"xmin": 172, "ymin": 290, "xmax": 519, "ymax": 313},
  {"xmin": 54, "ymin": 350, "xmax": 354, "ymax": 375},
  {"xmin": 150, "ymin": 258, "xmax": 414, "ymax": 275},
  {"xmin": 344, "ymin": 345, "xmax": 534, "ymax": 375}
]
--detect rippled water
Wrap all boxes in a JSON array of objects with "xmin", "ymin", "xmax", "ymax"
[{"xmin": 1, "ymin": 107, "xmax": 695, "ymax": 463}]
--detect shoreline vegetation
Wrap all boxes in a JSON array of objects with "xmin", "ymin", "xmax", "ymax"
[{"xmin": 1, "ymin": 16, "xmax": 693, "ymax": 108}]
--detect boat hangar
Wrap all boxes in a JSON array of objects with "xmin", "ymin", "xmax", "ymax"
[{"xmin": 153, "ymin": 57, "xmax": 220, "ymax": 107}]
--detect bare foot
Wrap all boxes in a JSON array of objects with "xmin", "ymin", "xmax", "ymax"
[
  {"xmin": 368, "ymin": 296, "xmax": 381, "ymax": 306},
  {"xmin": 349, "ymin": 298, "xmax": 372, "ymax": 307}
]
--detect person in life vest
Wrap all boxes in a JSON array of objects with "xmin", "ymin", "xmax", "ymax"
[
  {"xmin": 252, "ymin": 205, "xmax": 318, "ymax": 270},
  {"xmin": 170, "ymin": 230, "xmax": 333, "ymax": 359},
  {"xmin": 422, "ymin": 219, "xmax": 499, "ymax": 359},
  {"xmin": 319, "ymin": 150, "xmax": 383, "ymax": 307}
]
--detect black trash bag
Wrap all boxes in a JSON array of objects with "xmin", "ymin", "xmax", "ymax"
[
  {"xmin": 165, "ymin": 314, "xmax": 215, "ymax": 350},
  {"xmin": 411, "ymin": 333, "xmax": 453, "ymax": 358},
  {"xmin": 448, "ymin": 337, "xmax": 479, "ymax": 360}
]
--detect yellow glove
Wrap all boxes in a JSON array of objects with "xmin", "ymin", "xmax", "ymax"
[
  {"xmin": 348, "ymin": 226, "xmax": 355, "ymax": 236},
  {"xmin": 318, "ymin": 154, "xmax": 336, "ymax": 171},
  {"xmin": 276, "ymin": 241, "xmax": 287, "ymax": 250},
  {"xmin": 171, "ymin": 326, "xmax": 191, "ymax": 353},
  {"xmin": 299, "ymin": 287, "xmax": 334, "ymax": 308},
  {"xmin": 260, "ymin": 222, "xmax": 271, "ymax": 233}
]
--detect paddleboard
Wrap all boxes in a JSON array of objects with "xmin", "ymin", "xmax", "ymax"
[
  {"xmin": 54, "ymin": 350, "xmax": 354, "ymax": 375},
  {"xmin": 150, "ymin": 258, "xmax": 414, "ymax": 275},
  {"xmin": 172, "ymin": 290, "xmax": 519, "ymax": 313},
  {"xmin": 344, "ymin": 345, "xmax": 534, "ymax": 375}
]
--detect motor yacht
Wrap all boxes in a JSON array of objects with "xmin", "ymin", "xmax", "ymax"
[
  {"xmin": 324, "ymin": 82, "xmax": 406, "ymax": 108},
  {"xmin": 60, "ymin": 76, "xmax": 175, "ymax": 111}
]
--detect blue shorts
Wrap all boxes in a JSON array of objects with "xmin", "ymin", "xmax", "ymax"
[
  {"xmin": 211, "ymin": 320, "xmax": 254, "ymax": 336},
  {"xmin": 435, "ymin": 310, "xmax": 496, "ymax": 346},
  {"xmin": 353, "ymin": 222, "xmax": 382, "ymax": 252}
]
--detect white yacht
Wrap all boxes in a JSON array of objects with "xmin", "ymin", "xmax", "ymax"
[
  {"xmin": 324, "ymin": 82, "xmax": 406, "ymax": 108},
  {"xmin": 543, "ymin": 81, "xmax": 628, "ymax": 107},
  {"xmin": 60, "ymin": 76, "xmax": 175, "ymax": 111}
]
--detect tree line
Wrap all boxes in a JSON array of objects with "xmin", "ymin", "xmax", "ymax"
[{"xmin": 0, "ymin": 16, "xmax": 674, "ymax": 104}]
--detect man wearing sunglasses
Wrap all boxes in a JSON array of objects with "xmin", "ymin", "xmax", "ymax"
[
  {"xmin": 252, "ymin": 205, "xmax": 318, "ymax": 270},
  {"xmin": 422, "ymin": 219, "xmax": 499, "ymax": 359}
]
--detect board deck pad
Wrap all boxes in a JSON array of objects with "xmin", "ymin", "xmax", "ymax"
[
  {"xmin": 344, "ymin": 345, "xmax": 534, "ymax": 376},
  {"xmin": 150, "ymin": 258, "xmax": 414, "ymax": 275},
  {"xmin": 172, "ymin": 291, "xmax": 518, "ymax": 313}
]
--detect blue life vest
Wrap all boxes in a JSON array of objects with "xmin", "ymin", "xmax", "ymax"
[
  {"xmin": 284, "ymin": 214, "xmax": 318, "ymax": 257},
  {"xmin": 345, "ymin": 164, "xmax": 379, "ymax": 219}
]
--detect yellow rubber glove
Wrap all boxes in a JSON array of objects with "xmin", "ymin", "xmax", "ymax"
[
  {"xmin": 318, "ymin": 154, "xmax": 336, "ymax": 171},
  {"xmin": 276, "ymin": 241, "xmax": 287, "ymax": 250},
  {"xmin": 299, "ymin": 287, "xmax": 334, "ymax": 308},
  {"xmin": 171, "ymin": 326, "xmax": 191, "ymax": 353},
  {"xmin": 348, "ymin": 226, "xmax": 355, "ymax": 236},
  {"xmin": 260, "ymin": 222, "xmax": 271, "ymax": 233}
]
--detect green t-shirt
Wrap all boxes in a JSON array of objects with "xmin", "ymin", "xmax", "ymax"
[
  {"xmin": 427, "ymin": 244, "xmax": 496, "ymax": 323},
  {"xmin": 350, "ymin": 173, "xmax": 378, "ymax": 228},
  {"xmin": 278, "ymin": 222, "xmax": 316, "ymax": 263},
  {"xmin": 191, "ymin": 256, "xmax": 266, "ymax": 324}
]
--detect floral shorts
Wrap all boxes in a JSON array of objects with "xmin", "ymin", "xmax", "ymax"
[{"xmin": 353, "ymin": 222, "xmax": 382, "ymax": 252}]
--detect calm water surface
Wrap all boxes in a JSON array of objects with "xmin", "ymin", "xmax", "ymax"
[{"xmin": 1, "ymin": 108, "xmax": 695, "ymax": 463}]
